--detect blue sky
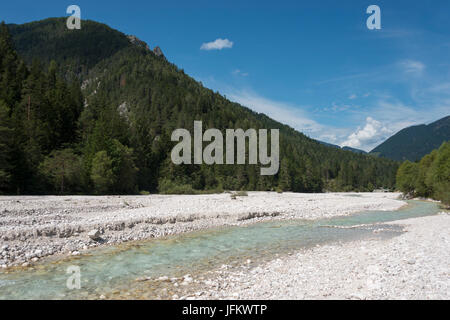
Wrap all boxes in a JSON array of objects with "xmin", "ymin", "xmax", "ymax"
[{"xmin": 1, "ymin": 0, "xmax": 449, "ymax": 151}]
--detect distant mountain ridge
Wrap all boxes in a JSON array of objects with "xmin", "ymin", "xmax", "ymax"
[
  {"xmin": 370, "ymin": 116, "xmax": 450, "ymax": 161},
  {"xmin": 342, "ymin": 146, "xmax": 367, "ymax": 154},
  {"xmin": 317, "ymin": 141, "xmax": 367, "ymax": 154}
]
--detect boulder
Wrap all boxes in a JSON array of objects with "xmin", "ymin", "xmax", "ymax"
[{"xmin": 88, "ymin": 229, "xmax": 101, "ymax": 240}]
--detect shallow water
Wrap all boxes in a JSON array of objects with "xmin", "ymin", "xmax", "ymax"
[{"xmin": 0, "ymin": 200, "xmax": 441, "ymax": 299}]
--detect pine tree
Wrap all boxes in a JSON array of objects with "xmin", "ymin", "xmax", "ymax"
[
  {"xmin": 0, "ymin": 101, "xmax": 13, "ymax": 192},
  {"xmin": 39, "ymin": 148, "xmax": 84, "ymax": 194},
  {"xmin": 91, "ymin": 151, "xmax": 114, "ymax": 194},
  {"xmin": 278, "ymin": 158, "xmax": 291, "ymax": 191}
]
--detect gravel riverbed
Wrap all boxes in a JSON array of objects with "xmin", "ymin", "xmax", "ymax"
[
  {"xmin": 0, "ymin": 192, "xmax": 403, "ymax": 267},
  {"xmin": 195, "ymin": 213, "xmax": 449, "ymax": 300}
]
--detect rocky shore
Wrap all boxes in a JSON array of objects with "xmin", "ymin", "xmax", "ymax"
[
  {"xmin": 0, "ymin": 192, "xmax": 403, "ymax": 268},
  {"xmin": 196, "ymin": 213, "xmax": 449, "ymax": 300}
]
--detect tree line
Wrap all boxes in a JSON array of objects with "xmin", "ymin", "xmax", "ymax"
[{"xmin": 396, "ymin": 141, "xmax": 450, "ymax": 206}]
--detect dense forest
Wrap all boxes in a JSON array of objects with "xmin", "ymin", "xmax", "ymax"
[
  {"xmin": 396, "ymin": 141, "xmax": 450, "ymax": 206},
  {"xmin": 0, "ymin": 18, "xmax": 400, "ymax": 195}
]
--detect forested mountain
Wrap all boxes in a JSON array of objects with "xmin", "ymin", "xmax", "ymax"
[
  {"xmin": 370, "ymin": 116, "xmax": 450, "ymax": 161},
  {"xmin": 0, "ymin": 18, "xmax": 399, "ymax": 195}
]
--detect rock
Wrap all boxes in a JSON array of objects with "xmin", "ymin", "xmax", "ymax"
[
  {"xmin": 88, "ymin": 229, "xmax": 101, "ymax": 240},
  {"xmin": 181, "ymin": 275, "xmax": 193, "ymax": 285},
  {"xmin": 136, "ymin": 277, "xmax": 151, "ymax": 282},
  {"xmin": 127, "ymin": 35, "xmax": 150, "ymax": 51},
  {"xmin": 153, "ymin": 46, "xmax": 164, "ymax": 57},
  {"xmin": 204, "ymin": 280, "xmax": 214, "ymax": 286},
  {"xmin": 118, "ymin": 102, "xmax": 128, "ymax": 118}
]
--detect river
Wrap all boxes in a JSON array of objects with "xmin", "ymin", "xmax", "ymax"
[{"xmin": 0, "ymin": 200, "xmax": 440, "ymax": 299}]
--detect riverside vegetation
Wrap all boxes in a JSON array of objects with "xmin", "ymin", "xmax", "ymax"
[
  {"xmin": 0, "ymin": 18, "xmax": 402, "ymax": 195},
  {"xmin": 396, "ymin": 141, "xmax": 450, "ymax": 206}
]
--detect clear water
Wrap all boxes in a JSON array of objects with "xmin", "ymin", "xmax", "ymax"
[{"xmin": 0, "ymin": 200, "xmax": 441, "ymax": 299}]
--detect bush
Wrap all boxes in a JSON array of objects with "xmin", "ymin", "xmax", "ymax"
[
  {"xmin": 396, "ymin": 160, "xmax": 418, "ymax": 194},
  {"xmin": 158, "ymin": 178, "xmax": 196, "ymax": 194}
]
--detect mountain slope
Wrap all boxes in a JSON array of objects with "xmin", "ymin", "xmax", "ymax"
[
  {"xmin": 7, "ymin": 18, "xmax": 130, "ymax": 77},
  {"xmin": 370, "ymin": 116, "xmax": 450, "ymax": 161},
  {"xmin": 1, "ymin": 18, "xmax": 399, "ymax": 194}
]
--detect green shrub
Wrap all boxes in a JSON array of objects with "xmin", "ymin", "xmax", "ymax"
[{"xmin": 158, "ymin": 179, "xmax": 196, "ymax": 194}]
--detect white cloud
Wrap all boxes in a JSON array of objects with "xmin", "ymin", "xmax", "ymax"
[
  {"xmin": 198, "ymin": 70, "xmax": 447, "ymax": 153},
  {"xmin": 337, "ymin": 98, "xmax": 443, "ymax": 151},
  {"xmin": 225, "ymin": 90, "xmax": 399, "ymax": 151},
  {"xmin": 227, "ymin": 89, "xmax": 323, "ymax": 134},
  {"xmin": 348, "ymin": 94, "xmax": 357, "ymax": 100},
  {"xmin": 200, "ymin": 38, "xmax": 233, "ymax": 50},
  {"xmin": 318, "ymin": 133, "xmax": 338, "ymax": 144},
  {"xmin": 330, "ymin": 102, "xmax": 353, "ymax": 112},
  {"xmin": 232, "ymin": 69, "xmax": 249, "ymax": 76},
  {"xmin": 399, "ymin": 60, "xmax": 425, "ymax": 75},
  {"xmin": 341, "ymin": 117, "xmax": 392, "ymax": 151}
]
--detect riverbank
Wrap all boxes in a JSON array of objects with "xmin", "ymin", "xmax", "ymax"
[
  {"xmin": 0, "ymin": 192, "xmax": 404, "ymax": 268},
  {"xmin": 197, "ymin": 212, "xmax": 449, "ymax": 300}
]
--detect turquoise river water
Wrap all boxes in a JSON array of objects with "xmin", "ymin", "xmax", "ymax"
[{"xmin": 0, "ymin": 199, "xmax": 441, "ymax": 299}]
